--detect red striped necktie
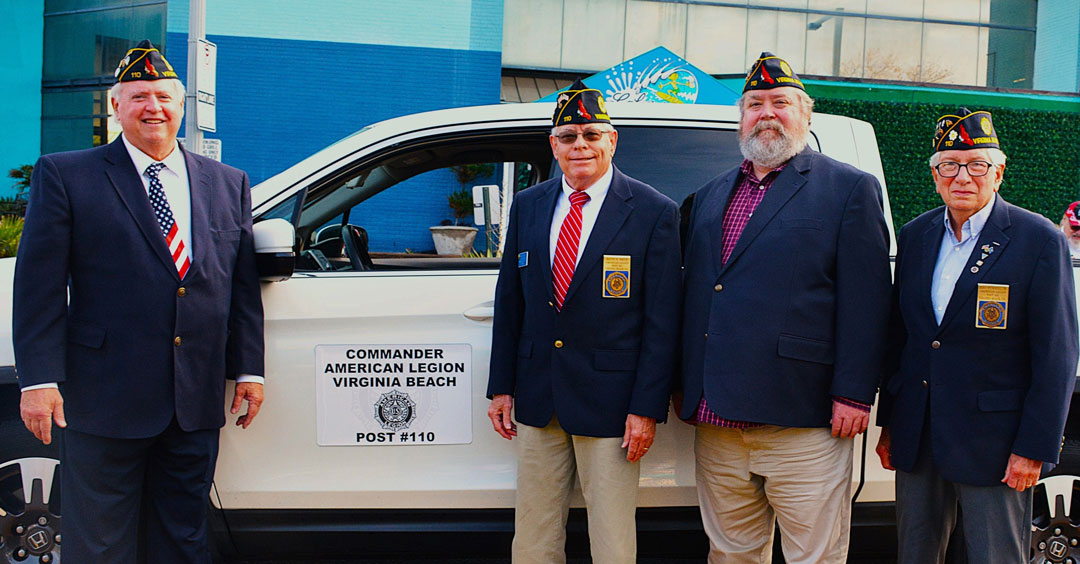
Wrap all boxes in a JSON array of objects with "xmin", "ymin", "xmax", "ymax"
[
  {"xmin": 552, "ymin": 190, "xmax": 590, "ymax": 311},
  {"xmin": 145, "ymin": 162, "xmax": 191, "ymax": 279}
]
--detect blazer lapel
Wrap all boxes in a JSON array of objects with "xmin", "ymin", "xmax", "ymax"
[
  {"xmin": 563, "ymin": 168, "xmax": 632, "ymax": 306},
  {"xmin": 703, "ymin": 170, "xmax": 740, "ymax": 271},
  {"xmin": 938, "ymin": 198, "xmax": 1011, "ymax": 330},
  {"xmin": 720, "ymin": 149, "xmax": 812, "ymax": 274},
  {"xmin": 183, "ymin": 146, "xmax": 210, "ymax": 280},
  {"xmin": 919, "ymin": 212, "xmax": 947, "ymax": 323},
  {"xmin": 103, "ymin": 139, "xmax": 179, "ymax": 279},
  {"xmin": 537, "ymin": 181, "xmax": 562, "ymax": 301}
]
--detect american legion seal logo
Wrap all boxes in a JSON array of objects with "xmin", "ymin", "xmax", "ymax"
[{"xmin": 374, "ymin": 389, "xmax": 417, "ymax": 431}]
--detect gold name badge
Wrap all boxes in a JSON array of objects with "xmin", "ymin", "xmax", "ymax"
[
  {"xmin": 602, "ymin": 255, "xmax": 631, "ymax": 298},
  {"xmin": 975, "ymin": 283, "xmax": 1008, "ymax": 330}
]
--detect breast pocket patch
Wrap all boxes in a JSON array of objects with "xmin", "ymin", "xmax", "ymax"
[
  {"xmin": 976, "ymin": 283, "xmax": 1008, "ymax": 329},
  {"xmin": 602, "ymin": 255, "xmax": 630, "ymax": 298}
]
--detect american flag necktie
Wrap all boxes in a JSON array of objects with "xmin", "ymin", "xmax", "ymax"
[
  {"xmin": 145, "ymin": 162, "xmax": 191, "ymax": 279},
  {"xmin": 552, "ymin": 190, "xmax": 590, "ymax": 311}
]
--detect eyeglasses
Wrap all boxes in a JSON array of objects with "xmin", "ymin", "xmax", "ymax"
[
  {"xmin": 555, "ymin": 130, "xmax": 609, "ymax": 144},
  {"xmin": 934, "ymin": 161, "xmax": 993, "ymax": 178}
]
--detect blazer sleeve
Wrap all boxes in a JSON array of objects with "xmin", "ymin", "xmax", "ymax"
[
  {"xmin": 1012, "ymin": 232, "xmax": 1079, "ymax": 463},
  {"xmin": 225, "ymin": 171, "xmax": 266, "ymax": 378},
  {"xmin": 628, "ymin": 200, "xmax": 682, "ymax": 421},
  {"xmin": 13, "ymin": 155, "xmax": 73, "ymax": 387},
  {"xmin": 830, "ymin": 172, "xmax": 893, "ymax": 404},
  {"xmin": 487, "ymin": 198, "xmax": 525, "ymax": 398}
]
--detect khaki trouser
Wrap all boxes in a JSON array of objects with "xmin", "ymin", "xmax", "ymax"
[
  {"xmin": 695, "ymin": 424, "xmax": 854, "ymax": 564},
  {"xmin": 512, "ymin": 415, "xmax": 640, "ymax": 564}
]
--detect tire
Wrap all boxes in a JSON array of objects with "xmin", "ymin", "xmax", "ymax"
[
  {"xmin": 0, "ymin": 385, "xmax": 63, "ymax": 563},
  {"xmin": 1032, "ymin": 440, "xmax": 1080, "ymax": 563},
  {"xmin": 0, "ymin": 454, "xmax": 62, "ymax": 563}
]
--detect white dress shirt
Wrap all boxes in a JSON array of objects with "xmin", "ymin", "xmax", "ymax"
[
  {"xmin": 548, "ymin": 165, "xmax": 614, "ymax": 269},
  {"xmin": 23, "ymin": 138, "xmax": 263, "ymax": 390},
  {"xmin": 931, "ymin": 194, "xmax": 997, "ymax": 325}
]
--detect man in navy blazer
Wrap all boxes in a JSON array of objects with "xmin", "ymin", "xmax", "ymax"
[
  {"xmin": 13, "ymin": 41, "xmax": 264, "ymax": 563},
  {"xmin": 486, "ymin": 80, "xmax": 681, "ymax": 564},
  {"xmin": 679, "ymin": 53, "xmax": 892, "ymax": 562},
  {"xmin": 876, "ymin": 109, "xmax": 1078, "ymax": 563}
]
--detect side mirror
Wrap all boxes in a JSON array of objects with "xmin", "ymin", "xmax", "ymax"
[{"xmin": 253, "ymin": 218, "xmax": 295, "ymax": 282}]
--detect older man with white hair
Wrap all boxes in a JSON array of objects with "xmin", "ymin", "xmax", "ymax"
[
  {"xmin": 15, "ymin": 39, "xmax": 264, "ymax": 562},
  {"xmin": 679, "ymin": 52, "xmax": 892, "ymax": 563},
  {"xmin": 487, "ymin": 79, "xmax": 681, "ymax": 564},
  {"xmin": 876, "ymin": 108, "xmax": 1078, "ymax": 563}
]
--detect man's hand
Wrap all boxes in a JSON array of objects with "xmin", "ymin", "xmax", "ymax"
[
  {"xmin": 830, "ymin": 400, "xmax": 869, "ymax": 438},
  {"xmin": 622, "ymin": 414, "xmax": 656, "ymax": 463},
  {"xmin": 488, "ymin": 394, "xmax": 516, "ymax": 440},
  {"xmin": 21, "ymin": 388, "xmax": 66, "ymax": 445},
  {"xmin": 1002, "ymin": 453, "xmax": 1042, "ymax": 492},
  {"xmin": 875, "ymin": 427, "xmax": 895, "ymax": 470},
  {"xmin": 231, "ymin": 382, "xmax": 264, "ymax": 429}
]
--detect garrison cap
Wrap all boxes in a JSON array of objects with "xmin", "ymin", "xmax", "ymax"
[
  {"xmin": 933, "ymin": 108, "xmax": 1000, "ymax": 152},
  {"xmin": 744, "ymin": 52, "xmax": 804, "ymax": 93},
  {"xmin": 553, "ymin": 79, "xmax": 611, "ymax": 126},
  {"xmin": 113, "ymin": 40, "xmax": 178, "ymax": 83}
]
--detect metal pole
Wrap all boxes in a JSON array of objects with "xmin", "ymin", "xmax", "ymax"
[
  {"xmin": 832, "ymin": 8, "xmax": 844, "ymax": 77},
  {"xmin": 184, "ymin": 0, "xmax": 205, "ymax": 153}
]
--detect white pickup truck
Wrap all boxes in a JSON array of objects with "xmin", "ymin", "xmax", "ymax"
[{"xmin": 0, "ymin": 101, "xmax": 1075, "ymax": 563}]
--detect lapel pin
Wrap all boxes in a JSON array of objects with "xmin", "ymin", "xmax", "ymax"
[
  {"xmin": 976, "ymin": 260, "xmax": 983, "ymax": 266},
  {"xmin": 970, "ymin": 266, "xmax": 980, "ymax": 274}
]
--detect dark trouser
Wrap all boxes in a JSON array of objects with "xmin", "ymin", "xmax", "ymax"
[
  {"xmin": 895, "ymin": 436, "xmax": 1032, "ymax": 564},
  {"xmin": 60, "ymin": 418, "xmax": 220, "ymax": 564}
]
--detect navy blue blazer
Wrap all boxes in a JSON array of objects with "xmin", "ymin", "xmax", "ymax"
[
  {"xmin": 487, "ymin": 167, "xmax": 682, "ymax": 438},
  {"xmin": 878, "ymin": 197, "xmax": 1078, "ymax": 486},
  {"xmin": 13, "ymin": 138, "xmax": 264, "ymax": 438},
  {"xmin": 680, "ymin": 148, "xmax": 892, "ymax": 427}
]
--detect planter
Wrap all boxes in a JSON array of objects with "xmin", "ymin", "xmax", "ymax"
[{"xmin": 430, "ymin": 225, "xmax": 478, "ymax": 256}]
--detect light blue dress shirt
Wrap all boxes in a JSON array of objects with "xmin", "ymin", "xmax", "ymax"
[{"xmin": 931, "ymin": 194, "xmax": 997, "ymax": 325}]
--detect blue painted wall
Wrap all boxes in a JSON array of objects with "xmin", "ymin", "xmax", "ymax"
[
  {"xmin": 1034, "ymin": 0, "xmax": 1080, "ymax": 92},
  {"xmin": 1, "ymin": 0, "xmax": 44, "ymax": 198},
  {"xmin": 164, "ymin": 0, "xmax": 503, "ymax": 253}
]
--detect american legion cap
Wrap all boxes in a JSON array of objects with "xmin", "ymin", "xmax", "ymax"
[
  {"xmin": 933, "ymin": 108, "xmax": 1000, "ymax": 152},
  {"xmin": 553, "ymin": 79, "xmax": 611, "ymax": 126},
  {"xmin": 114, "ymin": 39, "xmax": 179, "ymax": 83},
  {"xmin": 744, "ymin": 52, "xmax": 805, "ymax": 93}
]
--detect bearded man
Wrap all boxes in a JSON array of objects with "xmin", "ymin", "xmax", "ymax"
[{"xmin": 678, "ymin": 52, "xmax": 892, "ymax": 563}]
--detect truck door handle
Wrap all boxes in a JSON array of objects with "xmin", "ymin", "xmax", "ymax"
[{"xmin": 463, "ymin": 301, "xmax": 495, "ymax": 322}]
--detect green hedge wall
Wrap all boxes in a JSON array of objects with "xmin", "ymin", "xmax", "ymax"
[{"xmin": 813, "ymin": 98, "xmax": 1080, "ymax": 229}]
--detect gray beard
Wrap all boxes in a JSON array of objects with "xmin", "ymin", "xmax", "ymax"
[{"xmin": 739, "ymin": 121, "xmax": 807, "ymax": 169}]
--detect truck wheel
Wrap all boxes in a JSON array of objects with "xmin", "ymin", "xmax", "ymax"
[
  {"xmin": 0, "ymin": 457, "xmax": 61, "ymax": 563},
  {"xmin": 1031, "ymin": 439, "xmax": 1080, "ymax": 561}
]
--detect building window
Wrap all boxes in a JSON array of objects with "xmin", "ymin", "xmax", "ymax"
[
  {"xmin": 502, "ymin": 0, "xmax": 1041, "ymax": 92},
  {"xmin": 41, "ymin": 1, "xmax": 166, "ymax": 154}
]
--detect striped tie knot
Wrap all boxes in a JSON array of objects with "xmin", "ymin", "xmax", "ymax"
[{"xmin": 569, "ymin": 190, "xmax": 590, "ymax": 207}]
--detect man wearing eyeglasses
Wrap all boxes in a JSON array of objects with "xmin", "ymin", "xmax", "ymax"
[
  {"xmin": 486, "ymin": 79, "xmax": 681, "ymax": 564},
  {"xmin": 876, "ymin": 108, "xmax": 1078, "ymax": 563}
]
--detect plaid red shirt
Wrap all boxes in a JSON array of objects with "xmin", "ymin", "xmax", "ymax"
[{"xmin": 694, "ymin": 160, "xmax": 869, "ymax": 428}]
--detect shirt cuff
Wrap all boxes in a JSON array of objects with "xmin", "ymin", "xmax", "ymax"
[
  {"xmin": 833, "ymin": 396, "xmax": 871, "ymax": 412},
  {"xmin": 236, "ymin": 374, "xmax": 264, "ymax": 385},
  {"xmin": 21, "ymin": 383, "xmax": 59, "ymax": 391}
]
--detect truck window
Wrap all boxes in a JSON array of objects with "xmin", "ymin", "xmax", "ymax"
[{"xmin": 293, "ymin": 131, "xmax": 552, "ymax": 272}]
